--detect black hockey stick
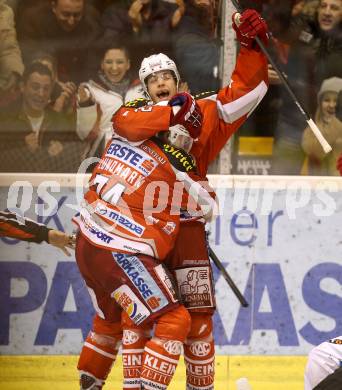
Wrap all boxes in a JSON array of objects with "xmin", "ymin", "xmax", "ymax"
[
  {"xmin": 229, "ymin": 0, "xmax": 332, "ymax": 153},
  {"xmin": 208, "ymin": 246, "xmax": 249, "ymax": 307}
]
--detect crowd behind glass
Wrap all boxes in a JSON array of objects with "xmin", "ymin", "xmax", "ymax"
[{"xmin": 0, "ymin": 0, "xmax": 341, "ymax": 175}]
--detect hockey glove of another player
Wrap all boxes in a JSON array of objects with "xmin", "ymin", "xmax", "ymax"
[
  {"xmin": 336, "ymin": 153, "xmax": 342, "ymax": 176},
  {"xmin": 169, "ymin": 92, "xmax": 202, "ymax": 139},
  {"xmin": 232, "ymin": 9, "xmax": 269, "ymax": 51}
]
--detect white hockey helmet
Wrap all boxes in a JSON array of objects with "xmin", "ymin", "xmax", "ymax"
[{"xmin": 139, "ymin": 53, "xmax": 180, "ymax": 95}]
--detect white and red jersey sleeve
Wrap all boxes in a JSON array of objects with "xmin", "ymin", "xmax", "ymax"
[
  {"xmin": 192, "ymin": 48, "xmax": 268, "ymax": 175},
  {"xmin": 112, "ymin": 101, "xmax": 172, "ymax": 144}
]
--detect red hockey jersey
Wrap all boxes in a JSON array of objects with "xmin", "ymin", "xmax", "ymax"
[{"xmin": 74, "ymin": 137, "xmax": 217, "ymax": 260}]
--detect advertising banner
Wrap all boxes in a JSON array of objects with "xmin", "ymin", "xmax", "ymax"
[{"xmin": 1, "ymin": 174, "xmax": 341, "ymax": 355}]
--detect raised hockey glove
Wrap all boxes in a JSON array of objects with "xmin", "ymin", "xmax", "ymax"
[
  {"xmin": 232, "ymin": 9, "xmax": 269, "ymax": 51},
  {"xmin": 336, "ymin": 153, "xmax": 342, "ymax": 176},
  {"xmin": 169, "ymin": 92, "xmax": 202, "ymax": 139}
]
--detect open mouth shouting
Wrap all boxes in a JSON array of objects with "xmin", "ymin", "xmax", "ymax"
[{"xmin": 156, "ymin": 89, "xmax": 172, "ymax": 101}]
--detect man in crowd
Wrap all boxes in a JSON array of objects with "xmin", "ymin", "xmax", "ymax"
[
  {"xmin": 0, "ymin": 62, "xmax": 80, "ymax": 173},
  {"xmin": 104, "ymin": 8, "xmax": 269, "ymax": 390},
  {"xmin": 17, "ymin": 0, "xmax": 102, "ymax": 84}
]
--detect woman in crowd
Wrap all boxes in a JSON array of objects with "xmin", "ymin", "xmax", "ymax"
[{"xmin": 76, "ymin": 42, "xmax": 144, "ymax": 159}]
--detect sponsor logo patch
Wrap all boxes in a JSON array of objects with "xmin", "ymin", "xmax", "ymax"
[
  {"xmin": 80, "ymin": 210, "xmax": 113, "ymax": 244},
  {"xmin": 113, "ymin": 253, "xmax": 169, "ymax": 312},
  {"xmin": 123, "ymin": 330, "xmax": 139, "ymax": 345},
  {"xmin": 154, "ymin": 264, "xmax": 178, "ymax": 303},
  {"xmin": 94, "ymin": 203, "xmax": 145, "ymax": 237},
  {"xmin": 163, "ymin": 340, "xmax": 182, "ymax": 355},
  {"xmin": 112, "ymin": 284, "xmax": 149, "ymax": 325},
  {"xmin": 189, "ymin": 341, "xmax": 211, "ymax": 357},
  {"xmin": 175, "ymin": 266, "xmax": 214, "ymax": 309},
  {"xmin": 105, "ymin": 140, "xmax": 158, "ymax": 176},
  {"xmin": 162, "ymin": 221, "xmax": 176, "ymax": 235}
]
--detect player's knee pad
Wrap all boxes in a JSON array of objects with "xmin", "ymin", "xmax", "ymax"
[
  {"xmin": 188, "ymin": 312, "xmax": 213, "ymax": 340},
  {"xmin": 154, "ymin": 304, "xmax": 191, "ymax": 342}
]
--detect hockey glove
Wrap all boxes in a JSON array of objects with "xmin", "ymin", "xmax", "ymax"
[
  {"xmin": 232, "ymin": 9, "xmax": 269, "ymax": 51},
  {"xmin": 169, "ymin": 92, "xmax": 202, "ymax": 139},
  {"xmin": 336, "ymin": 153, "xmax": 342, "ymax": 176}
]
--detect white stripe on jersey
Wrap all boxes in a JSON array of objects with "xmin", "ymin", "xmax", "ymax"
[{"xmin": 217, "ymin": 80, "xmax": 267, "ymax": 124}]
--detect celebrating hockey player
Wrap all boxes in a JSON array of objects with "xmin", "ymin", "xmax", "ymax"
[
  {"xmin": 75, "ymin": 7, "xmax": 269, "ymax": 390},
  {"xmin": 74, "ymin": 92, "xmax": 218, "ymax": 390},
  {"xmin": 108, "ymin": 8, "xmax": 269, "ymax": 390}
]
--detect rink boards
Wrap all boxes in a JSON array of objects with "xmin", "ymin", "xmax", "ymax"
[{"xmin": 1, "ymin": 173, "xmax": 342, "ymax": 388}]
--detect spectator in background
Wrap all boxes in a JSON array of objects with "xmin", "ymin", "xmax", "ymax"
[
  {"xmin": 236, "ymin": 0, "xmax": 305, "ymax": 140},
  {"xmin": 0, "ymin": 62, "xmax": 81, "ymax": 173},
  {"xmin": 302, "ymin": 77, "xmax": 342, "ymax": 175},
  {"xmin": 173, "ymin": 0, "xmax": 220, "ymax": 95},
  {"xmin": 31, "ymin": 52, "xmax": 77, "ymax": 114},
  {"xmin": 101, "ymin": 0, "xmax": 185, "ymax": 72},
  {"xmin": 17, "ymin": 0, "xmax": 102, "ymax": 84},
  {"xmin": 271, "ymin": 0, "xmax": 342, "ymax": 175},
  {"xmin": 302, "ymin": 0, "xmax": 320, "ymax": 18},
  {"xmin": 0, "ymin": 0, "xmax": 24, "ymax": 106},
  {"xmin": 76, "ymin": 42, "xmax": 144, "ymax": 160}
]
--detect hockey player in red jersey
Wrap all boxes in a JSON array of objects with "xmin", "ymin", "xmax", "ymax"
[
  {"xmin": 0, "ymin": 210, "xmax": 74, "ymax": 255},
  {"xmin": 110, "ymin": 8, "xmax": 269, "ymax": 390},
  {"xmin": 74, "ymin": 96, "xmax": 219, "ymax": 389}
]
